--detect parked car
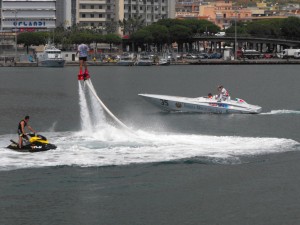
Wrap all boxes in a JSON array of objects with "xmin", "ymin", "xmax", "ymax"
[
  {"xmin": 198, "ymin": 53, "xmax": 209, "ymax": 59},
  {"xmin": 208, "ymin": 52, "xmax": 222, "ymax": 59},
  {"xmin": 263, "ymin": 53, "xmax": 273, "ymax": 59},
  {"xmin": 185, "ymin": 54, "xmax": 198, "ymax": 59},
  {"xmin": 242, "ymin": 50, "xmax": 262, "ymax": 59},
  {"xmin": 215, "ymin": 32, "xmax": 226, "ymax": 37}
]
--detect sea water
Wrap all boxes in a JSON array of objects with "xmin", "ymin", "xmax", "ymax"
[
  {"xmin": 1, "ymin": 65, "xmax": 300, "ymax": 225},
  {"xmin": 0, "ymin": 65, "xmax": 299, "ymax": 171}
]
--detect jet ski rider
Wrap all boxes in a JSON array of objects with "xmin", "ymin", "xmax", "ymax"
[
  {"xmin": 18, "ymin": 115, "xmax": 36, "ymax": 148},
  {"xmin": 217, "ymin": 85, "xmax": 230, "ymax": 101}
]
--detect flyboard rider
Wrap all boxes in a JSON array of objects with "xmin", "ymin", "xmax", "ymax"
[
  {"xmin": 76, "ymin": 43, "xmax": 90, "ymax": 80},
  {"xmin": 217, "ymin": 85, "xmax": 230, "ymax": 101},
  {"xmin": 18, "ymin": 115, "xmax": 36, "ymax": 148}
]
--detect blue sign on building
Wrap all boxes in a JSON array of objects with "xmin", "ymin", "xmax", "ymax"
[{"xmin": 13, "ymin": 21, "xmax": 46, "ymax": 27}]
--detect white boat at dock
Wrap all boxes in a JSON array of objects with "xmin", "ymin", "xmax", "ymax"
[
  {"xmin": 37, "ymin": 44, "xmax": 65, "ymax": 67},
  {"xmin": 135, "ymin": 54, "xmax": 152, "ymax": 66},
  {"xmin": 117, "ymin": 53, "xmax": 135, "ymax": 66}
]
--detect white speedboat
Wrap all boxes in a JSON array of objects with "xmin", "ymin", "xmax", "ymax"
[
  {"xmin": 117, "ymin": 53, "xmax": 135, "ymax": 66},
  {"xmin": 158, "ymin": 58, "xmax": 170, "ymax": 66},
  {"xmin": 138, "ymin": 94, "xmax": 262, "ymax": 114},
  {"xmin": 37, "ymin": 44, "xmax": 65, "ymax": 67},
  {"xmin": 135, "ymin": 54, "xmax": 152, "ymax": 66}
]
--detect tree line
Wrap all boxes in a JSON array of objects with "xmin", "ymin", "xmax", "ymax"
[
  {"xmin": 226, "ymin": 17, "xmax": 300, "ymax": 40},
  {"xmin": 17, "ymin": 17, "xmax": 300, "ymax": 52}
]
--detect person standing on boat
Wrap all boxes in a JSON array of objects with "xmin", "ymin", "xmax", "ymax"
[
  {"xmin": 18, "ymin": 116, "xmax": 36, "ymax": 148},
  {"xmin": 217, "ymin": 85, "xmax": 230, "ymax": 101},
  {"xmin": 76, "ymin": 43, "xmax": 90, "ymax": 80}
]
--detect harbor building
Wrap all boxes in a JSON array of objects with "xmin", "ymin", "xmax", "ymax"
[
  {"xmin": 1, "ymin": 0, "xmax": 57, "ymax": 31},
  {"xmin": 55, "ymin": 0, "xmax": 77, "ymax": 28},
  {"xmin": 76, "ymin": 0, "xmax": 176, "ymax": 33}
]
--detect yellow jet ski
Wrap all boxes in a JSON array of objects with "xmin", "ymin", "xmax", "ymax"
[{"xmin": 7, "ymin": 133, "xmax": 57, "ymax": 152}]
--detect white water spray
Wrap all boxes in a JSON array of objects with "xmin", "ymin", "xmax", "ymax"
[
  {"xmin": 87, "ymin": 81, "xmax": 106, "ymax": 129},
  {"xmin": 85, "ymin": 79, "xmax": 131, "ymax": 131},
  {"xmin": 78, "ymin": 81, "xmax": 93, "ymax": 132},
  {"xmin": 261, "ymin": 110, "xmax": 300, "ymax": 115}
]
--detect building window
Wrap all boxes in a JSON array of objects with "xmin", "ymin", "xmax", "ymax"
[
  {"xmin": 91, "ymin": 14, "xmax": 94, "ymax": 18},
  {"xmin": 107, "ymin": 5, "xmax": 111, "ymax": 10},
  {"xmin": 82, "ymin": 5, "xmax": 86, "ymax": 9},
  {"xmin": 99, "ymin": 14, "xmax": 103, "ymax": 18},
  {"xmin": 91, "ymin": 5, "xmax": 94, "ymax": 9},
  {"xmin": 91, "ymin": 22, "xmax": 94, "ymax": 27},
  {"xmin": 107, "ymin": 14, "xmax": 111, "ymax": 19},
  {"xmin": 82, "ymin": 14, "xmax": 86, "ymax": 18},
  {"xmin": 99, "ymin": 5, "xmax": 102, "ymax": 9}
]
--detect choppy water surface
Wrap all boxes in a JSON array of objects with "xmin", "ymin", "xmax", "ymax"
[{"xmin": 0, "ymin": 65, "xmax": 299, "ymax": 171}]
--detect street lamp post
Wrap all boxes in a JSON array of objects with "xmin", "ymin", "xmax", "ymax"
[
  {"xmin": 234, "ymin": 11, "xmax": 238, "ymax": 60},
  {"xmin": 12, "ymin": 10, "xmax": 18, "ymax": 60}
]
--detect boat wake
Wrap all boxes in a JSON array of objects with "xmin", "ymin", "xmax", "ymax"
[
  {"xmin": 0, "ymin": 130, "xmax": 298, "ymax": 171},
  {"xmin": 261, "ymin": 110, "xmax": 300, "ymax": 115},
  {"xmin": 0, "ymin": 80, "xmax": 298, "ymax": 171}
]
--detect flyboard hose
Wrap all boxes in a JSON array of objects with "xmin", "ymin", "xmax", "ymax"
[{"xmin": 85, "ymin": 79, "xmax": 131, "ymax": 132}]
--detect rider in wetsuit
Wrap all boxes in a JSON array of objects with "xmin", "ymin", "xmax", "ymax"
[{"xmin": 18, "ymin": 116, "xmax": 36, "ymax": 148}]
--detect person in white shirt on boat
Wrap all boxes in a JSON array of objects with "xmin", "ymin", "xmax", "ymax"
[{"xmin": 217, "ymin": 85, "xmax": 230, "ymax": 101}]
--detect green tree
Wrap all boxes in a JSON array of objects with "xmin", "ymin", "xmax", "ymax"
[
  {"xmin": 131, "ymin": 29, "xmax": 153, "ymax": 51},
  {"xmin": 18, "ymin": 32, "xmax": 49, "ymax": 53},
  {"xmin": 104, "ymin": 21, "xmax": 118, "ymax": 34},
  {"xmin": 144, "ymin": 24, "xmax": 169, "ymax": 47},
  {"xmin": 104, "ymin": 34, "xmax": 122, "ymax": 52},
  {"xmin": 168, "ymin": 25, "xmax": 193, "ymax": 52},
  {"xmin": 119, "ymin": 15, "xmax": 145, "ymax": 35},
  {"xmin": 69, "ymin": 32, "xmax": 94, "ymax": 44},
  {"xmin": 246, "ymin": 19, "xmax": 282, "ymax": 38},
  {"xmin": 281, "ymin": 16, "xmax": 300, "ymax": 39}
]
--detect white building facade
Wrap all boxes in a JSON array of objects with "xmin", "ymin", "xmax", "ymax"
[
  {"xmin": 76, "ymin": 0, "xmax": 176, "ymax": 30},
  {"xmin": 122, "ymin": 0, "xmax": 176, "ymax": 25},
  {"xmin": 76, "ymin": 0, "xmax": 115, "ymax": 29},
  {"xmin": 1, "ymin": 0, "xmax": 56, "ymax": 30},
  {"xmin": 56, "ymin": 0, "xmax": 77, "ymax": 28}
]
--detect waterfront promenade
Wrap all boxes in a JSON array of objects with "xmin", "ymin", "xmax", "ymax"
[{"xmin": 1, "ymin": 58, "xmax": 299, "ymax": 67}]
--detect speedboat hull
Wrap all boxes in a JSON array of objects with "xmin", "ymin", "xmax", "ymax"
[
  {"xmin": 139, "ymin": 94, "xmax": 262, "ymax": 114},
  {"xmin": 39, "ymin": 59, "xmax": 65, "ymax": 67},
  {"xmin": 136, "ymin": 60, "xmax": 152, "ymax": 66},
  {"xmin": 117, "ymin": 60, "xmax": 135, "ymax": 66}
]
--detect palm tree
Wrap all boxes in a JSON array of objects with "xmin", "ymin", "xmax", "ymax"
[{"xmin": 119, "ymin": 15, "xmax": 145, "ymax": 36}]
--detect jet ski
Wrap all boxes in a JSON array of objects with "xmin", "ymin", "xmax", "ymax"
[
  {"xmin": 138, "ymin": 94, "xmax": 262, "ymax": 114},
  {"xmin": 7, "ymin": 133, "xmax": 57, "ymax": 152}
]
